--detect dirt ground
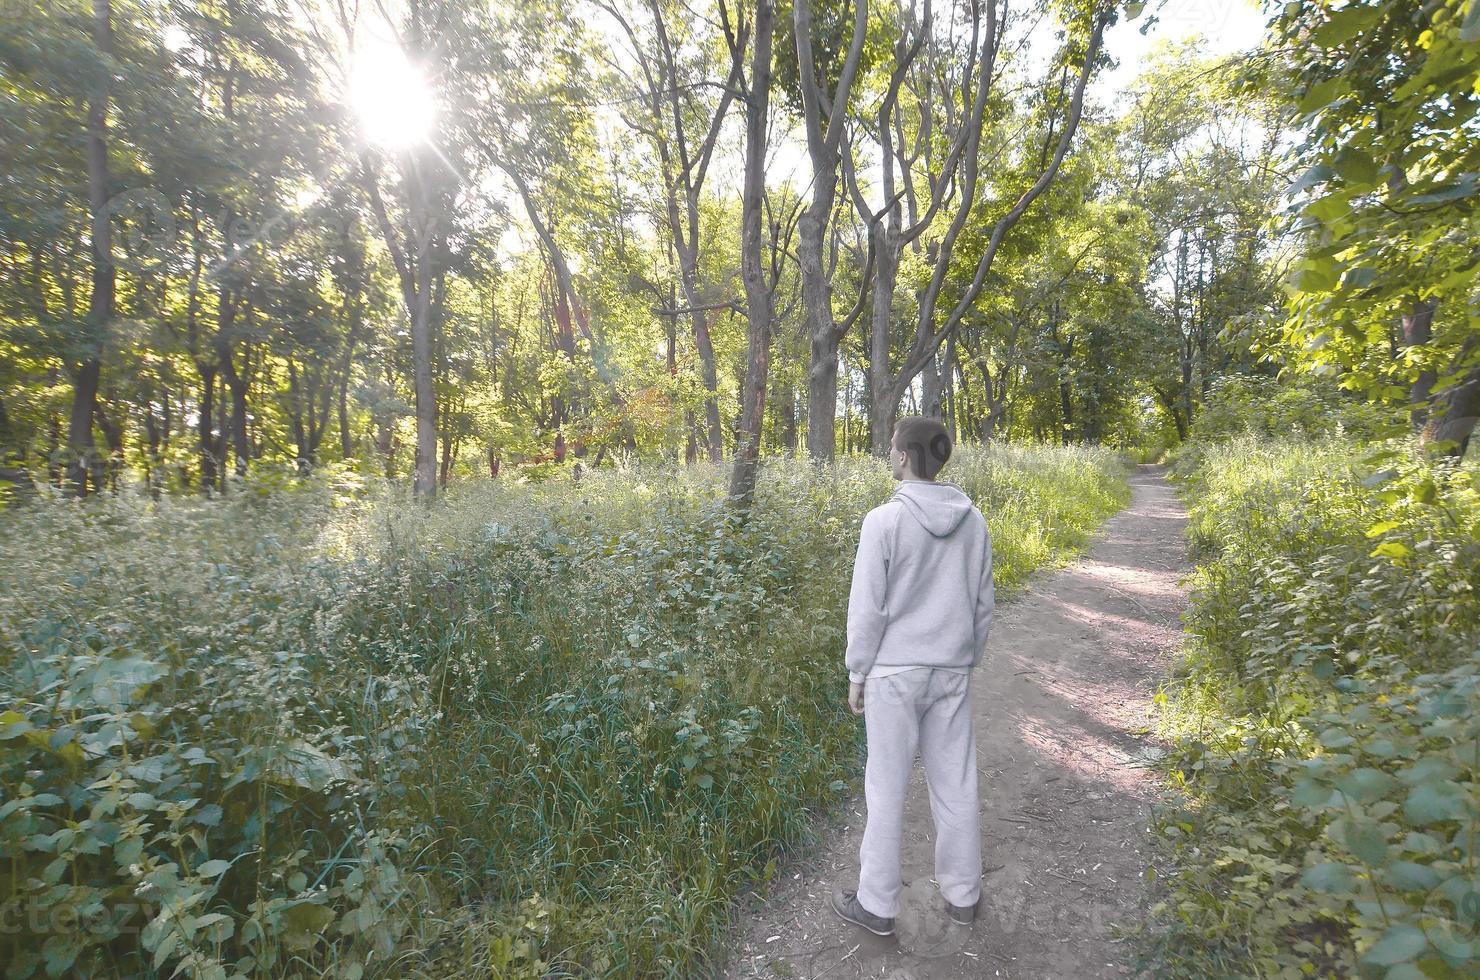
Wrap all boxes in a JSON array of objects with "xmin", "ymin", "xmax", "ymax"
[{"xmin": 715, "ymin": 464, "xmax": 1190, "ymax": 980}]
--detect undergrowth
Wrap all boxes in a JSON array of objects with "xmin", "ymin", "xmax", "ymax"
[
  {"xmin": 1129, "ymin": 432, "xmax": 1479, "ymax": 980},
  {"xmin": 0, "ymin": 443, "xmax": 1128, "ymax": 979}
]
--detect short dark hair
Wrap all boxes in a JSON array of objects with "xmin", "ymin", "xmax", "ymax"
[{"xmin": 892, "ymin": 416, "xmax": 952, "ymax": 479}]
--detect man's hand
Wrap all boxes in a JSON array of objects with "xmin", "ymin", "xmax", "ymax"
[{"xmin": 848, "ymin": 680, "xmax": 865, "ymax": 716}]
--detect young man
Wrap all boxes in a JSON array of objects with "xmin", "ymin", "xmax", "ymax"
[{"xmin": 831, "ymin": 415, "xmax": 994, "ymax": 936}]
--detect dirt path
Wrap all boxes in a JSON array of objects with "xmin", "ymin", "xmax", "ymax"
[{"xmin": 718, "ymin": 464, "xmax": 1189, "ymax": 980}]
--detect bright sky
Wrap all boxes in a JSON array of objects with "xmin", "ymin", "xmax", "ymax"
[
  {"xmin": 1096, "ymin": 0, "xmax": 1269, "ymax": 101},
  {"xmin": 335, "ymin": 0, "xmax": 1275, "ymax": 262}
]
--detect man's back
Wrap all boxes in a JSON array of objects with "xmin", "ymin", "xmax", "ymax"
[{"xmin": 845, "ymin": 478, "xmax": 995, "ymax": 684}]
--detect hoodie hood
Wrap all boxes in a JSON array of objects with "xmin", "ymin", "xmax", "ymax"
[{"xmin": 891, "ymin": 480, "xmax": 974, "ymax": 537}]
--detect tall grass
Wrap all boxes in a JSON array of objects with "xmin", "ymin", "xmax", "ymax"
[
  {"xmin": 0, "ymin": 443, "xmax": 1128, "ymax": 979},
  {"xmin": 1132, "ymin": 435, "xmax": 1480, "ymax": 979}
]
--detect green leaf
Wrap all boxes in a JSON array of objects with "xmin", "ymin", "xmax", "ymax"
[
  {"xmin": 1310, "ymin": 6, "xmax": 1381, "ymax": 47},
  {"xmin": 1301, "ymin": 861, "xmax": 1354, "ymax": 893},
  {"xmin": 85, "ymin": 655, "xmax": 167, "ymax": 708},
  {"xmin": 1407, "ymin": 178, "xmax": 1477, "ymax": 205},
  {"xmin": 1403, "ymin": 783, "xmax": 1467, "ymax": 825},
  {"xmin": 1397, "ymin": 757, "xmax": 1459, "ymax": 785},
  {"xmin": 1365, "ymin": 520, "xmax": 1401, "ymax": 538},
  {"xmin": 196, "ymin": 859, "xmax": 231, "ymax": 878},
  {"xmin": 150, "ymin": 929, "xmax": 179, "ymax": 970},
  {"xmin": 1334, "ymin": 147, "xmax": 1381, "ymax": 186},
  {"xmin": 1297, "ymin": 78, "xmax": 1346, "ymax": 114},
  {"xmin": 1291, "ymin": 777, "xmax": 1334, "ymax": 808},
  {"xmin": 1339, "ymin": 818, "xmax": 1390, "ymax": 865},
  {"xmin": 1361, "ymin": 924, "xmax": 1427, "ymax": 967},
  {"xmin": 1289, "ymin": 162, "xmax": 1335, "ymax": 196},
  {"xmin": 42, "ymin": 931, "xmax": 84, "ymax": 976},
  {"xmin": 1291, "ymin": 259, "xmax": 1340, "ymax": 293},
  {"xmin": 0, "ymin": 710, "xmax": 33, "ymax": 740},
  {"xmin": 1370, "ymin": 541, "xmax": 1412, "ymax": 559},
  {"xmin": 1318, "ymin": 727, "xmax": 1355, "ymax": 748},
  {"xmin": 189, "ymin": 912, "xmax": 233, "ymax": 943},
  {"xmin": 1382, "ymin": 861, "xmax": 1439, "ymax": 892},
  {"xmin": 282, "ymin": 902, "xmax": 336, "ymax": 951},
  {"xmin": 1305, "ymin": 193, "xmax": 1353, "ymax": 223},
  {"xmin": 1336, "ymin": 767, "xmax": 1399, "ymax": 803}
]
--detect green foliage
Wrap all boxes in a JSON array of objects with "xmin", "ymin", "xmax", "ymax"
[
  {"xmin": 1262, "ymin": 0, "xmax": 1480, "ymax": 434},
  {"xmin": 1, "ymin": 444, "xmax": 1127, "ymax": 978},
  {"xmin": 1132, "ymin": 433, "xmax": 1480, "ymax": 979},
  {"xmin": 1169, "ymin": 373, "xmax": 1401, "ymax": 473}
]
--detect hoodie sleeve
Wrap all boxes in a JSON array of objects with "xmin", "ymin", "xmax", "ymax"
[
  {"xmin": 845, "ymin": 507, "xmax": 891, "ymax": 684},
  {"xmin": 972, "ymin": 523, "xmax": 994, "ymax": 668}
]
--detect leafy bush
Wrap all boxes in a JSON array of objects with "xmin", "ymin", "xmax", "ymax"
[
  {"xmin": 1134, "ymin": 435, "xmax": 1480, "ymax": 979},
  {"xmin": 1168, "ymin": 374, "xmax": 1399, "ymax": 476},
  {"xmin": 1, "ymin": 444, "xmax": 1128, "ymax": 979}
]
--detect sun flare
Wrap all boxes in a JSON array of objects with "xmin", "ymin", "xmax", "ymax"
[{"xmin": 348, "ymin": 38, "xmax": 435, "ymax": 149}]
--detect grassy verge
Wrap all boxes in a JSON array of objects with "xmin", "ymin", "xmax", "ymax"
[
  {"xmin": 0, "ymin": 443, "xmax": 1128, "ymax": 979},
  {"xmin": 1129, "ymin": 435, "xmax": 1480, "ymax": 979}
]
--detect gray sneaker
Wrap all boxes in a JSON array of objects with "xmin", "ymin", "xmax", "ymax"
[
  {"xmin": 947, "ymin": 896, "xmax": 978, "ymax": 925},
  {"xmin": 830, "ymin": 889, "xmax": 895, "ymax": 936}
]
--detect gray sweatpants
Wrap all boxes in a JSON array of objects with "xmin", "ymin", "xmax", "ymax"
[{"xmin": 857, "ymin": 667, "xmax": 982, "ymax": 919}]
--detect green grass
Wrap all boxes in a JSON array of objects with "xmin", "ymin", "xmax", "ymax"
[
  {"xmin": 1129, "ymin": 435, "xmax": 1480, "ymax": 980},
  {"xmin": 0, "ymin": 443, "xmax": 1129, "ymax": 979}
]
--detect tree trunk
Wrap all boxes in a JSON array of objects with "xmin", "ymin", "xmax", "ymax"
[
  {"xmin": 806, "ymin": 327, "xmax": 840, "ymax": 459},
  {"xmin": 779, "ymin": 386, "xmax": 797, "ymax": 455},
  {"xmin": 922, "ymin": 350, "xmax": 941, "ymax": 418},
  {"xmin": 219, "ymin": 346, "xmax": 250, "ymax": 477},
  {"xmin": 1421, "ymin": 341, "xmax": 1480, "ymax": 457},
  {"xmin": 727, "ymin": 0, "xmax": 775, "ymax": 514},
  {"xmin": 690, "ymin": 305, "xmax": 724, "ymax": 462},
  {"xmin": 198, "ymin": 363, "xmax": 217, "ymax": 492},
  {"xmin": 922, "ymin": 328, "xmax": 954, "ymax": 419},
  {"xmin": 795, "ymin": 0, "xmax": 867, "ymax": 462},
  {"xmin": 338, "ymin": 315, "xmax": 359, "ymax": 459},
  {"xmin": 868, "ymin": 218, "xmax": 900, "ymax": 455},
  {"xmin": 1401, "ymin": 298, "xmax": 1438, "ymax": 428},
  {"xmin": 68, "ymin": 0, "xmax": 115, "ymax": 497},
  {"xmin": 410, "ymin": 174, "xmax": 438, "ymax": 499},
  {"xmin": 439, "ymin": 418, "xmax": 453, "ymax": 487},
  {"xmin": 66, "ymin": 361, "xmax": 103, "ymax": 497},
  {"xmin": 143, "ymin": 394, "xmax": 162, "ymax": 497},
  {"xmin": 1155, "ymin": 386, "xmax": 1187, "ymax": 441},
  {"xmin": 94, "ymin": 401, "xmax": 124, "ymax": 491},
  {"xmin": 338, "ymin": 379, "xmax": 352, "ymax": 459},
  {"xmin": 1059, "ymin": 375, "xmax": 1074, "ymax": 445}
]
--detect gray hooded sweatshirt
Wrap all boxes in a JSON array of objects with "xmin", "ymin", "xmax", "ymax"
[{"xmin": 845, "ymin": 479, "xmax": 994, "ymax": 684}]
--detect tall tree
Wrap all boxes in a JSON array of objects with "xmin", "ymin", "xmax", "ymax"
[
  {"xmin": 792, "ymin": 0, "xmax": 871, "ymax": 461},
  {"xmin": 1267, "ymin": 0, "xmax": 1480, "ymax": 455},
  {"xmin": 345, "ymin": 1, "xmax": 475, "ymax": 498},
  {"xmin": 729, "ymin": 0, "xmax": 777, "ymax": 512},
  {"xmin": 847, "ymin": 0, "xmax": 1112, "ymax": 454},
  {"xmin": 69, "ymin": 0, "xmax": 116, "ymax": 496},
  {"xmin": 598, "ymin": 0, "xmax": 747, "ymax": 464}
]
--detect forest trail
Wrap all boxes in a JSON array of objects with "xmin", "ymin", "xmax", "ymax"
[{"xmin": 719, "ymin": 464, "xmax": 1190, "ymax": 980}]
